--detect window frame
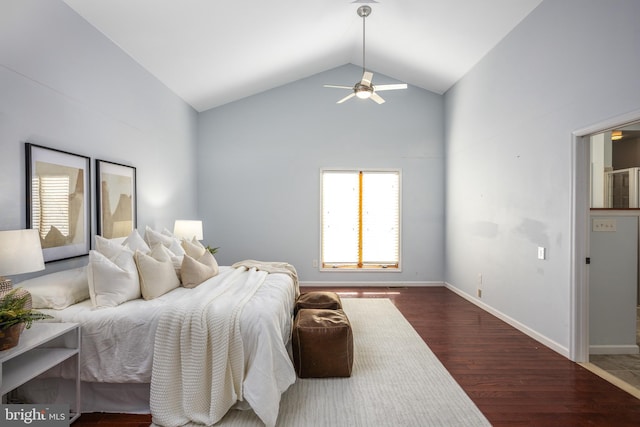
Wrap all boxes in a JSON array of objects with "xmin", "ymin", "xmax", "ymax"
[{"xmin": 319, "ymin": 168, "xmax": 402, "ymax": 272}]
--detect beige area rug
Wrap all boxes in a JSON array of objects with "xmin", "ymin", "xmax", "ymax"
[{"xmin": 214, "ymin": 298, "xmax": 491, "ymax": 426}]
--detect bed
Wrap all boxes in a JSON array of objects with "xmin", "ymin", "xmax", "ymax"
[{"xmin": 16, "ymin": 229, "xmax": 299, "ymax": 427}]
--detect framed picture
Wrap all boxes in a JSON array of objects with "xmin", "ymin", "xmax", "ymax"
[
  {"xmin": 26, "ymin": 143, "xmax": 91, "ymax": 262},
  {"xmin": 96, "ymin": 159, "xmax": 137, "ymax": 239}
]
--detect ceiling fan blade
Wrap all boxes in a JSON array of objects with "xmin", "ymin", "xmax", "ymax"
[
  {"xmin": 361, "ymin": 71, "xmax": 373, "ymax": 86},
  {"xmin": 337, "ymin": 93, "xmax": 356, "ymax": 104},
  {"xmin": 370, "ymin": 92, "xmax": 385, "ymax": 104},
  {"xmin": 374, "ymin": 83, "xmax": 408, "ymax": 91},
  {"xmin": 324, "ymin": 84, "xmax": 353, "ymax": 89}
]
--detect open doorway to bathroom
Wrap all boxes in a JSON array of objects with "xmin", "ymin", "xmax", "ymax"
[{"xmin": 588, "ymin": 121, "xmax": 640, "ymax": 392}]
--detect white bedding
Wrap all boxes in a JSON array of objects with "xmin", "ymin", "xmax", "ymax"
[{"xmin": 35, "ymin": 265, "xmax": 298, "ymax": 425}]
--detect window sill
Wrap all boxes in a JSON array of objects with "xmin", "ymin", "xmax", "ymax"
[{"xmin": 320, "ymin": 265, "xmax": 401, "ymax": 272}]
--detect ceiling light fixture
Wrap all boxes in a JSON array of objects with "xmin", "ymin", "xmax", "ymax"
[
  {"xmin": 355, "ymin": 84, "xmax": 372, "ymax": 99},
  {"xmin": 611, "ymin": 130, "xmax": 623, "ymax": 141}
]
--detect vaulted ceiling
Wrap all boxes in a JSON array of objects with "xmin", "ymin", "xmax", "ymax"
[{"xmin": 63, "ymin": 0, "xmax": 542, "ymax": 112}]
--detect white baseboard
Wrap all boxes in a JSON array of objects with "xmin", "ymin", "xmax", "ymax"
[
  {"xmin": 299, "ymin": 280, "xmax": 573, "ymax": 359},
  {"xmin": 589, "ymin": 344, "xmax": 640, "ymax": 355},
  {"xmin": 444, "ymin": 282, "xmax": 571, "ymax": 359},
  {"xmin": 299, "ymin": 281, "xmax": 444, "ymax": 287}
]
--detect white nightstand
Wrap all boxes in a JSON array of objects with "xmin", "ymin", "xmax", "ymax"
[{"xmin": 0, "ymin": 322, "xmax": 81, "ymax": 423}]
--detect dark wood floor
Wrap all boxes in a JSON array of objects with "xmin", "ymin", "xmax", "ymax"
[{"xmin": 75, "ymin": 286, "xmax": 640, "ymax": 426}]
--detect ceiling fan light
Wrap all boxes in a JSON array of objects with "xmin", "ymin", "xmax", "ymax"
[
  {"xmin": 356, "ymin": 90, "xmax": 371, "ymax": 99},
  {"xmin": 354, "ymin": 83, "xmax": 372, "ymax": 99}
]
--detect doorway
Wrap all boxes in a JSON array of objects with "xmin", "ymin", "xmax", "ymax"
[{"xmin": 573, "ymin": 112, "xmax": 640, "ymax": 394}]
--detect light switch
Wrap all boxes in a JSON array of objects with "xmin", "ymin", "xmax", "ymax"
[{"xmin": 537, "ymin": 246, "xmax": 545, "ymax": 260}]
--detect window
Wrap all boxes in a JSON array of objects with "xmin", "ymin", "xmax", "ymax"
[{"xmin": 321, "ymin": 169, "xmax": 400, "ymax": 270}]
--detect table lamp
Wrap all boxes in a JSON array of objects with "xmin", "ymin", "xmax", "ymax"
[
  {"xmin": 173, "ymin": 220, "xmax": 203, "ymax": 241},
  {"xmin": 0, "ymin": 229, "xmax": 45, "ymax": 290}
]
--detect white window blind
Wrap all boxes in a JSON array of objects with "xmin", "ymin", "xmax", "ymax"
[
  {"xmin": 321, "ymin": 170, "xmax": 400, "ymax": 269},
  {"xmin": 33, "ymin": 175, "xmax": 70, "ymax": 239},
  {"xmin": 362, "ymin": 172, "xmax": 399, "ymax": 264}
]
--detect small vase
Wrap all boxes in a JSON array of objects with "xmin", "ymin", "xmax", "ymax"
[{"xmin": 0, "ymin": 323, "xmax": 23, "ymax": 351}]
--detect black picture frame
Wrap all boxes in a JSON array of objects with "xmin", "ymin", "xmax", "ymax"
[
  {"xmin": 96, "ymin": 159, "xmax": 137, "ymax": 239},
  {"xmin": 26, "ymin": 143, "xmax": 91, "ymax": 262}
]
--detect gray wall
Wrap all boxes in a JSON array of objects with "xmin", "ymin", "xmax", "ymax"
[
  {"xmin": 5, "ymin": 0, "xmax": 640, "ymax": 360},
  {"xmin": 0, "ymin": 0, "xmax": 199, "ymax": 277},
  {"xmin": 445, "ymin": 0, "xmax": 640, "ymax": 353},
  {"xmin": 197, "ymin": 64, "xmax": 444, "ymax": 283}
]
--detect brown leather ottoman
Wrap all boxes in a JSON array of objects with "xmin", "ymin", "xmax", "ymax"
[
  {"xmin": 294, "ymin": 291, "xmax": 342, "ymax": 315},
  {"xmin": 292, "ymin": 308, "xmax": 353, "ymax": 378}
]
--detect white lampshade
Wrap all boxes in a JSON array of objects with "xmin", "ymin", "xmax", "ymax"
[
  {"xmin": 0, "ymin": 229, "xmax": 45, "ymax": 276},
  {"xmin": 173, "ymin": 220, "xmax": 203, "ymax": 240}
]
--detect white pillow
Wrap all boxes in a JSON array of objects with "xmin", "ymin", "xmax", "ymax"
[
  {"xmin": 161, "ymin": 228, "xmax": 176, "ymax": 238},
  {"xmin": 109, "ymin": 236, "xmax": 127, "ymax": 245},
  {"xmin": 148, "ymin": 243, "xmax": 175, "ymax": 262},
  {"xmin": 87, "ymin": 248, "xmax": 140, "ymax": 308},
  {"xmin": 134, "ymin": 250, "xmax": 180, "ymax": 300},
  {"xmin": 181, "ymin": 238, "xmax": 206, "ymax": 259},
  {"xmin": 148, "ymin": 243, "xmax": 183, "ymax": 281},
  {"xmin": 95, "ymin": 235, "xmax": 127, "ymax": 258},
  {"xmin": 144, "ymin": 226, "xmax": 185, "ymax": 256},
  {"xmin": 123, "ymin": 229, "xmax": 150, "ymax": 253},
  {"xmin": 18, "ymin": 267, "xmax": 89, "ymax": 310},
  {"xmin": 181, "ymin": 251, "xmax": 219, "ymax": 288}
]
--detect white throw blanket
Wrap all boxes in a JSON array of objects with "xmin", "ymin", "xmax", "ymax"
[
  {"xmin": 150, "ymin": 266, "xmax": 268, "ymax": 426},
  {"xmin": 231, "ymin": 260, "xmax": 300, "ymax": 298}
]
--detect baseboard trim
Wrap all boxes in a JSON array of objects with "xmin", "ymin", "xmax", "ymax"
[
  {"xmin": 299, "ymin": 280, "xmax": 572, "ymax": 359},
  {"xmin": 589, "ymin": 345, "xmax": 640, "ymax": 355},
  {"xmin": 299, "ymin": 281, "xmax": 444, "ymax": 287},
  {"xmin": 444, "ymin": 282, "xmax": 570, "ymax": 359}
]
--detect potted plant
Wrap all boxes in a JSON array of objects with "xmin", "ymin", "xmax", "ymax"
[{"xmin": 0, "ymin": 288, "xmax": 52, "ymax": 351}]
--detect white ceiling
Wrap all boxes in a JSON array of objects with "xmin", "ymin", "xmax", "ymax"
[{"xmin": 63, "ymin": 0, "xmax": 542, "ymax": 112}]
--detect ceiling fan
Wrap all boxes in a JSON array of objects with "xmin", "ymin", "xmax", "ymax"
[{"xmin": 324, "ymin": 5, "xmax": 407, "ymax": 104}]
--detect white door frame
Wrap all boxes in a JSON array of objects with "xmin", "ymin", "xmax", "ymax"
[{"xmin": 571, "ymin": 109, "xmax": 640, "ymax": 362}]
